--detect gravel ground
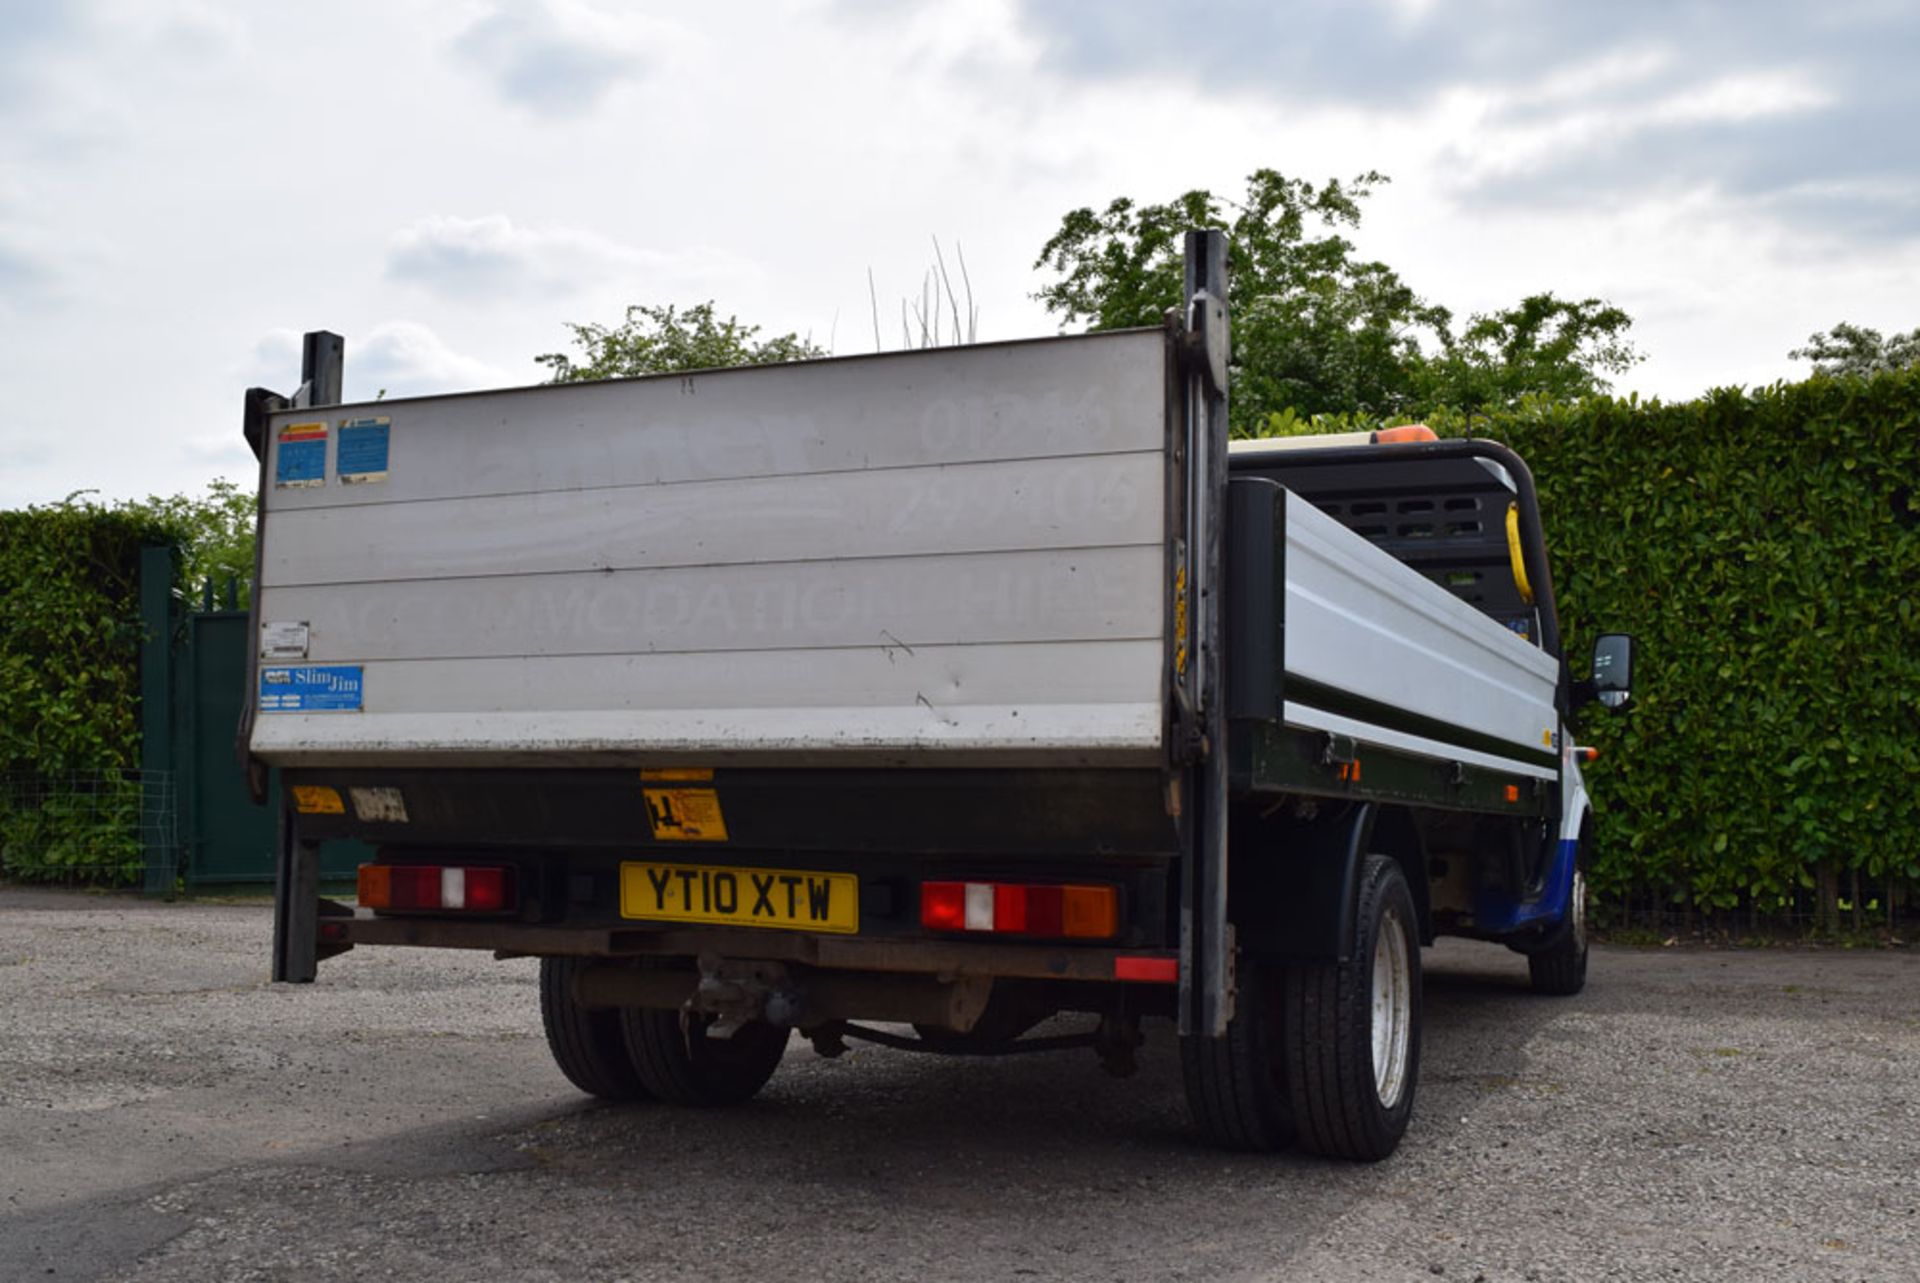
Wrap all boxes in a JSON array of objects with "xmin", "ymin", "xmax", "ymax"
[{"xmin": 1, "ymin": 887, "xmax": 1915, "ymax": 1282}]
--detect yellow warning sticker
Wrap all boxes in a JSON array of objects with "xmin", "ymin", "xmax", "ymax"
[
  {"xmin": 641, "ymin": 768, "xmax": 715, "ymax": 782},
  {"xmin": 643, "ymin": 788, "xmax": 729, "ymax": 841},
  {"xmin": 290, "ymin": 785, "xmax": 344, "ymax": 815}
]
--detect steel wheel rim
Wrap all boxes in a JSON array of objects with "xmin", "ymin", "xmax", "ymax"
[
  {"xmin": 1370, "ymin": 906, "xmax": 1412, "ymax": 1108},
  {"xmin": 1571, "ymin": 867, "xmax": 1588, "ymax": 950}
]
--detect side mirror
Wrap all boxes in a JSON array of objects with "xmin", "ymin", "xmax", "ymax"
[{"xmin": 1590, "ymin": 633, "xmax": 1634, "ymax": 710}]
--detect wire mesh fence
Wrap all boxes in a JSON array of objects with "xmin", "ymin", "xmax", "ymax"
[
  {"xmin": 1595, "ymin": 878, "xmax": 1918, "ymax": 940},
  {"xmin": 0, "ymin": 771, "xmax": 177, "ymax": 890}
]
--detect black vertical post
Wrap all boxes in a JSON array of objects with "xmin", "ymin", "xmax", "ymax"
[
  {"xmin": 1177, "ymin": 229, "xmax": 1232, "ymax": 1038},
  {"xmin": 300, "ymin": 331, "xmax": 344, "ymax": 408},
  {"xmin": 271, "ymin": 803, "xmax": 321, "ymax": 982},
  {"xmin": 271, "ymin": 330, "xmax": 342, "ymax": 982},
  {"xmin": 138, "ymin": 545, "xmax": 175, "ymax": 895}
]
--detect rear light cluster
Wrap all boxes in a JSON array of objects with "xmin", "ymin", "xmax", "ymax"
[
  {"xmin": 358, "ymin": 864, "xmax": 514, "ymax": 912},
  {"xmin": 920, "ymin": 881, "xmax": 1118, "ymax": 939}
]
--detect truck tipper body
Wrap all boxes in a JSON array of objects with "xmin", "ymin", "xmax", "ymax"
[{"xmin": 247, "ymin": 232, "xmax": 1632, "ymax": 1160}]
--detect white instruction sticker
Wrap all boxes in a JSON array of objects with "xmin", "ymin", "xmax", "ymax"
[
  {"xmin": 261, "ymin": 621, "xmax": 311, "ymax": 659},
  {"xmin": 350, "ymin": 787, "xmax": 409, "ymax": 824}
]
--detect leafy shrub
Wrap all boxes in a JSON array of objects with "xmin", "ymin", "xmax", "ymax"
[
  {"xmin": 0, "ymin": 503, "xmax": 181, "ymax": 882},
  {"xmin": 1404, "ymin": 372, "xmax": 1920, "ymax": 919}
]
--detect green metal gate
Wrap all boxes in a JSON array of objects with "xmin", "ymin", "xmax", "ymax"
[{"xmin": 160, "ymin": 574, "xmax": 368, "ymax": 886}]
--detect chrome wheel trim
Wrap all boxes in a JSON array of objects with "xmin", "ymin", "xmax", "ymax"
[
  {"xmin": 1571, "ymin": 867, "xmax": 1588, "ymax": 950},
  {"xmin": 1370, "ymin": 906, "xmax": 1413, "ymax": 1108}
]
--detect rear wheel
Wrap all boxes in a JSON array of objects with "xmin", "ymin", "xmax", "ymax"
[
  {"xmin": 620, "ymin": 1007, "xmax": 788, "ymax": 1107},
  {"xmin": 539, "ymin": 957, "xmax": 651, "ymax": 1102},
  {"xmin": 1180, "ymin": 959, "xmax": 1295, "ymax": 1151},
  {"xmin": 1528, "ymin": 866, "xmax": 1590, "ymax": 996},
  {"xmin": 1284, "ymin": 854, "xmax": 1422, "ymax": 1161}
]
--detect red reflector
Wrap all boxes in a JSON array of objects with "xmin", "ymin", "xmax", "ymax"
[
  {"xmin": 465, "ymin": 867, "xmax": 509, "ymax": 911},
  {"xmin": 1026, "ymin": 884, "xmax": 1064, "ymax": 936},
  {"xmin": 357, "ymin": 864, "xmax": 513, "ymax": 912},
  {"xmin": 921, "ymin": 882, "xmax": 966, "ymax": 931},
  {"xmin": 993, "ymin": 883, "xmax": 1027, "ymax": 933},
  {"xmin": 390, "ymin": 865, "xmax": 440, "ymax": 909},
  {"xmin": 1114, "ymin": 956, "xmax": 1179, "ymax": 984},
  {"xmin": 921, "ymin": 879, "xmax": 1116, "ymax": 939}
]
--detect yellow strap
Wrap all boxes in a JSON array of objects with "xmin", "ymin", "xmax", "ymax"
[{"xmin": 1505, "ymin": 503, "xmax": 1535, "ymax": 606}]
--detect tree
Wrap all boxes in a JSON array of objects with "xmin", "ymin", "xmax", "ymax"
[
  {"xmin": 537, "ymin": 302, "xmax": 826, "ymax": 382},
  {"xmin": 1789, "ymin": 323, "xmax": 1920, "ymax": 378},
  {"xmin": 1033, "ymin": 168, "xmax": 1640, "ymax": 432},
  {"xmin": 1414, "ymin": 295, "xmax": 1641, "ymax": 415},
  {"xmin": 111, "ymin": 478, "xmax": 257, "ymax": 604}
]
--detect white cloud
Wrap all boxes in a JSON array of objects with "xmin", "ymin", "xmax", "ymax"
[
  {"xmin": 0, "ymin": 238, "xmax": 53, "ymax": 303},
  {"xmin": 385, "ymin": 214, "xmax": 758, "ymax": 302},
  {"xmin": 1512, "ymin": 46, "xmax": 1677, "ymax": 106},
  {"xmin": 245, "ymin": 322, "xmax": 515, "ymax": 405},
  {"xmin": 1439, "ymin": 68, "xmax": 1835, "ymax": 189},
  {"xmin": 348, "ymin": 321, "xmax": 519, "ymax": 401},
  {"xmin": 2, "ymin": 0, "xmax": 1917, "ymax": 510},
  {"xmin": 1648, "ymin": 69, "xmax": 1834, "ymax": 126},
  {"xmin": 449, "ymin": 1, "xmax": 676, "ymax": 118},
  {"xmin": 247, "ymin": 327, "xmax": 302, "ymax": 379}
]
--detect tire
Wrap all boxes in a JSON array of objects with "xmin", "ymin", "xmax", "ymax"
[
  {"xmin": 1284, "ymin": 854, "xmax": 1421, "ymax": 1161},
  {"xmin": 1180, "ymin": 958, "xmax": 1295, "ymax": 1151},
  {"xmin": 620, "ymin": 1005, "xmax": 788, "ymax": 1107},
  {"xmin": 539, "ymin": 957, "xmax": 652, "ymax": 1102},
  {"xmin": 1529, "ymin": 866, "xmax": 1590, "ymax": 996}
]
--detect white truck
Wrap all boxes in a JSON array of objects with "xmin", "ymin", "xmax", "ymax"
[{"xmin": 245, "ymin": 231, "xmax": 1633, "ymax": 1160}]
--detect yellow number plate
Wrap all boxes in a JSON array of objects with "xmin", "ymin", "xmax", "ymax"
[{"xmin": 620, "ymin": 862, "xmax": 859, "ymax": 934}]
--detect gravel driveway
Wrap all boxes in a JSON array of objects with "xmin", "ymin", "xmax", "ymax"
[{"xmin": 2, "ymin": 888, "xmax": 1915, "ymax": 1282}]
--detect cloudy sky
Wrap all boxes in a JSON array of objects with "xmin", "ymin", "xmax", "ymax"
[{"xmin": 2, "ymin": 0, "xmax": 1916, "ymax": 510}]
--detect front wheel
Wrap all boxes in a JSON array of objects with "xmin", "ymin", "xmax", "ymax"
[
  {"xmin": 1528, "ymin": 866, "xmax": 1590, "ymax": 996},
  {"xmin": 1284, "ymin": 853, "xmax": 1422, "ymax": 1161}
]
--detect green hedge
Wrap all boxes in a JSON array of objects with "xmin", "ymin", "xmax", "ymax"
[
  {"xmin": 0, "ymin": 505, "xmax": 180, "ymax": 882},
  {"xmin": 1413, "ymin": 372, "xmax": 1920, "ymax": 922}
]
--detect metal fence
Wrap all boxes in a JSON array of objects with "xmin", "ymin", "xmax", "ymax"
[
  {"xmin": 1597, "ymin": 882, "xmax": 1917, "ymax": 940},
  {"xmin": 1, "ymin": 560, "xmax": 366, "ymax": 894},
  {"xmin": 0, "ymin": 770, "xmax": 178, "ymax": 892}
]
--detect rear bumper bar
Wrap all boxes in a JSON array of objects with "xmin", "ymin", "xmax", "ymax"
[{"xmin": 322, "ymin": 913, "xmax": 1179, "ymax": 985}]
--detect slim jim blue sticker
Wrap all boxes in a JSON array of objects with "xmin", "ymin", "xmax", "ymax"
[{"xmin": 259, "ymin": 665, "xmax": 363, "ymax": 711}]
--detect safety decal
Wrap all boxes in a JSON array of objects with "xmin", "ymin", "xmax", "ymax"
[
  {"xmin": 643, "ymin": 788, "xmax": 729, "ymax": 841},
  {"xmin": 350, "ymin": 786, "xmax": 409, "ymax": 824},
  {"xmin": 290, "ymin": 786, "xmax": 344, "ymax": 815},
  {"xmin": 275, "ymin": 422, "xmax": 328, "ymax": 489},
  {"xmin": 337, "ymin": 416, "xmax": 391, "ymax": 484}
]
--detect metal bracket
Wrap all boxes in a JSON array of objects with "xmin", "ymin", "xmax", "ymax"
[
  {"xmin": 689, "ymin": 954, "xmax": 793, "ymax": 1036},
  {"xmin": 1181, "ymin": 289, "xmax": 1229, "ymax": 394},
  {"xmin": 1321, "ymin": 732, "xmax": 1359, "ymax": 766}
]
